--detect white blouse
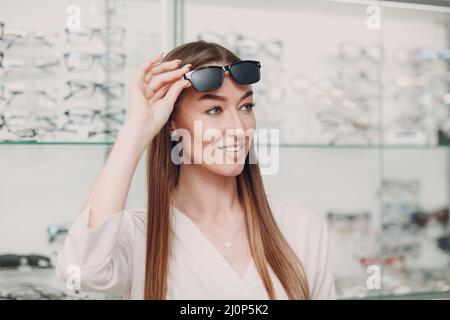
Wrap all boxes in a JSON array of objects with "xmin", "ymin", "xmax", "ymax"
[{"xmin": 55, "ymin": 195, "xmax": 336, "ymax": 300}]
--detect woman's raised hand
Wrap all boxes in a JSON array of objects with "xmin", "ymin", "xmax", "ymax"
[{"xmin": 124, "ymin": 52, "xmax": 192, "ymax": 149}]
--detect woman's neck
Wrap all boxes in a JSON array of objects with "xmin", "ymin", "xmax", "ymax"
[{"xmin": 172, "ymin": 164, "xmax": 243, "ymax": 225}]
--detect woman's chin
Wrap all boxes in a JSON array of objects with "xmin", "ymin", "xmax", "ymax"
[{"xmin": 206, "ymin": 163, "xmax": 246, "ymax": 177}]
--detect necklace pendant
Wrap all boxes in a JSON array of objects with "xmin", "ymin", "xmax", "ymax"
[{"xmin": 224, "ymin": 241, "xmax": 232, "ymax": 249}]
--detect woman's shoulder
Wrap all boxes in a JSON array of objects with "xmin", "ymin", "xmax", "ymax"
[
  {"xmin": 267, "ymin": 194, "xmax": 325, "ymax": 231},
  {"xmin": 122, "ymin": 206, "xmax": 147, "ymax": 218},
  {"xmin": 266, "ymin": 195, "xmax": 330, "ymax": 268},
  {"xmin": 119, "ymin": 207, "xmax": 147, "ymax": 236},
  {"xmin": 267, "ymin": 196, "xmax": 336, "ymax": 299},
  {"xmin": 266, "ymin": 194, "xmax": 328, "ymax": 256}
]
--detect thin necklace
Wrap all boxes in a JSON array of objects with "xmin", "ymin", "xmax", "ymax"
[{"xmin": 174, "ymin": 201, "xmax": 245, "ymax": 249}]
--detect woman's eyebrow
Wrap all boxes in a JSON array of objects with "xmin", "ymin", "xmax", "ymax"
[{"xmin": 197, "ymin": 90, "xmax": 253, "ymax": 102}]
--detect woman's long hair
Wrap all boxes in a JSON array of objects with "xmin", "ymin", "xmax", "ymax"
[{"xmin": 144, "ymin": 40, "xmax": 310, "ymax": 299}]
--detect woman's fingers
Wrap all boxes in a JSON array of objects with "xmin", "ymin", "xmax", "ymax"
[
  {"xmin": 138, "ymin": 53, "xmax": 163, "ymax": 79},
  {"xmin": 162, "ymin": 78, "xmax": 192, "ymax": 106},
  {"xmin": 144, "ymin": 59, "xmax": 182, "ymax": 83},
  {"xmin": 145, "ymin": 64, "xmax": 192, "ymax": 97},
  {"xmin": 136, "ymin": 53, "xmax": 164, "ymax": 84},
  {"xmin": 147, "ymin": 82, "xmax": 171, "ymax": 103}
]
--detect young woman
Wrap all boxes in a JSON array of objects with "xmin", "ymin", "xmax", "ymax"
[{"xmin": 56, "ymin": 40, "xmax": 336, "ymax": 300}]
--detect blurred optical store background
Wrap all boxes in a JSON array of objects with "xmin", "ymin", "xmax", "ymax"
[{"xmin": 1, "ymin": 0, "xmax": 450, "ymax": 300}]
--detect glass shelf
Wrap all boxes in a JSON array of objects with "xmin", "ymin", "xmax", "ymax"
[
  {"xmin": 278, "ymin": 144, "xmax": 450, "ymax": 150},
  {"xmin": 0, "ymin": 141, "xmax": 115, "ymax": 146},
  {"xmin": 353, "ymin": 289, "xmax": 450, "ymax": 300},
  {"xmin": 1, "ymin": 140, "xmax": 450, "ymax": 150}
]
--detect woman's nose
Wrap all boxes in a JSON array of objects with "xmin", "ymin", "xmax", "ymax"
[
  {"xmin": 227, "ymin": 107, "xmax": 247, "ymax": 129},
  {"xmin": 221, "ymin": 108, "xmax": 247, "ymax": 141}
]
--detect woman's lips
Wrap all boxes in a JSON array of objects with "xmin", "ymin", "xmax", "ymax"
[{"xmin": 216, "ymin": 145, "xmax": 244, "ymax": 152}]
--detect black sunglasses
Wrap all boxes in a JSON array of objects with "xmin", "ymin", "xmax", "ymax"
[
  {"xmin": 183, "ymin": 60, "xmax": 261, "ymax": 92},
  {"xmin": 0, "ymin": 254, "xmax": 52, "ymax": 269}
]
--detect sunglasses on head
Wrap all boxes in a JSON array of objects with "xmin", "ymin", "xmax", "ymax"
[{"xmin": 183, "ymin": 60, "xmax": 261, "ymax": 92}]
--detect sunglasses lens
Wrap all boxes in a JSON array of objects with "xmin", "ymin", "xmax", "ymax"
[
  {"xmin": 436, "ymin": 208, "xmax": 449, "ymax": 225},
  {"xmin": 0, "ymin": 255, "xmax": 21, "ymax": 268},
  {"xmin": 191, "ymin": 67, "xmax": 224, "ymax": 92},
  {"xmin": 411, "ymin": 211, "xmax": 428, "ymax": 227},
  {"xmin": 230, "ymin": 61, "xmax": 261, "ymax": 85}
]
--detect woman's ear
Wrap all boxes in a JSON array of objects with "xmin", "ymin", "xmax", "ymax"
[{"xmin": 169, "ymin": 117, "xmax": 177, "ymax": 132}]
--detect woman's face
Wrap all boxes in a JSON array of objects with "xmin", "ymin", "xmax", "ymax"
[{"xmin": 170, "ymin": 63, "xmax": 256, "ymax": 177}]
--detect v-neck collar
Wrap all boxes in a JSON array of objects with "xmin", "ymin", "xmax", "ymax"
[{"xmin": 171, "ymin": 204, "xmax": 262, "ymax": 288}]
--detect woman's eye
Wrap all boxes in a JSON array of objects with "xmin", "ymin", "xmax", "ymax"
[
  {"xmin": 241, "ymin": 103, "xmax": 255, "ymax": 111},
  {"xmin": 206, "ymin": 106, "xmax": 221, "ymax": 115},
  {"xmin": 206, "ymin": 103, "xmax": 255, "ymax": 115}
]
